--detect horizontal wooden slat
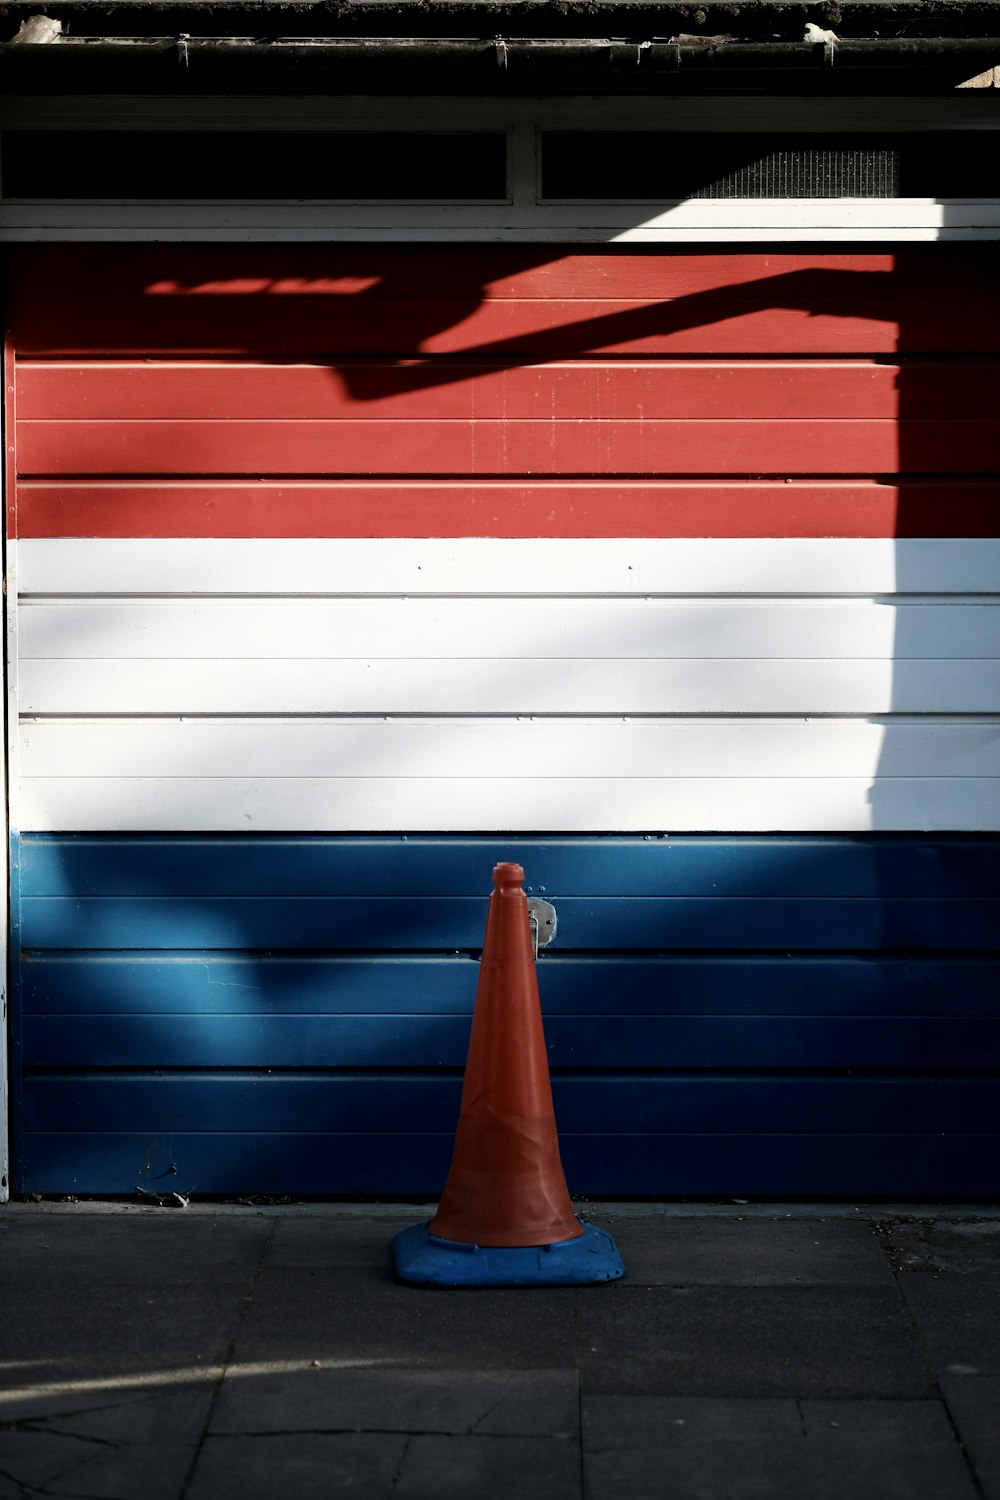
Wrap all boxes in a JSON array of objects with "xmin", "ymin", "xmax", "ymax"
[
  {"xmin": 21, "ymin": 718, "xmax": 1000, "ymax": 778},
  {"xmin": 20, "ymin": 360, "xmax": 1000, "ymax": 422},
  {"xmin": 14, "ymin": 480, "xmax": 1000, "ymax": 541},
  {"xmin": 20, "ymin": 601, "xmax": 1000, "ymax": 662},
  {"xmin": 17, "ymin": 538, "xmax": 1000, "ymax": 595},
  {"xmin": 19, "ymin": 834, "xmax": 1000, "ymax": 899},
  {"xmin": 15, "ymin": 246, "xmax": 995, "ymax": 311},
  {"xmin": 13, "ymin": 245, "xmax": 1000, "ymax": 357},
  {"xmin": 22, "ymin": 1013, "xmax": 1000, "ymax": 1069},
  {"xmin": 17, "ymin": 775, "xmax": 1000, "ymax": 834},
  {"xmin": 19, "ymin": 417, "xmax": 1000, "ymax": 478},
  {"xmin": 18, "ymin": 1129, "xmax": 1000, "ymax": 1197},
  {"xmin": 22, "ymin": 1074, "xmax": 1000, "ymax": 1134},
  {"xmin": 14, "ymin": 301, "xmax": 1000, "ymax": 358},
  {"xmin": 18, "ymin": 659, "xmax": 1000, "ymax": 715},
  {"xmin": 25, "ymin": 417, "xmax": 1000, "ymax": 478},
  {"xmin": 23, "ymin": 1127, "xmax": 1000, "ymax": 1197},
  {"xmin": 19, "ymin": 894, "xmax": 1000, "ymax": 951},
  {"xmin": 2, "ymin": 302, "xmax": 872, "ymax": 358},
  {"xmin": 21, "ymin": 953, "xmax": 1000, "ymax": 1016}
]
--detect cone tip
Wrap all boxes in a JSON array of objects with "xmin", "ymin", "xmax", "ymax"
[{"xmin": 492, "ymin": 862, "xmax": 525, "ymax": 890}]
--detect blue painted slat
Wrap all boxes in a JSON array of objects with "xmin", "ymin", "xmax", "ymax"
[
  {"xmin": 12, "ymin": 831, "xmax": 1000, "ymax": 1197},
  {"xmin": 19, "ymin": 833, "xmax": 1000, "ymax": 899},
  {"xmin": 22, "ymin": 954, "xmax": 1000, "ymax": 1018},
  {"xmin": 22, "ymin": 1075, "xmax": 1000, "ymax": 1135},
  {"xmin": 20, "ymin": 895, "xmax": 1000, "ymax": 951},
  {"xmin": 22, "ymin": 1014, "xmax": 1000, "ymax": 1070},
  {"xmin": 19, "ymin": 1131, "xmax": 1000, "ymax": 1198}
]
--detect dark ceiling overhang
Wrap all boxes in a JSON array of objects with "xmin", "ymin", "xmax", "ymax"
[{"xmin": 3, "ymin": 0, "xmax": 1000, "ymax": 93}]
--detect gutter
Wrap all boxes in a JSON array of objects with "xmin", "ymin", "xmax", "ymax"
[{"xmin": 3, "ymin": 35, "xmax": 1000, "ymax": 68}]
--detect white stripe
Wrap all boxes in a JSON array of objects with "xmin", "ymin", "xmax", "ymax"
[
  {"xmin": 16, "ymin": 538, "xmax": 1000, "ymax": 596},
  {"xmin": 19, "ymin": 658, "xmax": 1000, "ymax": 715},
  {"xmin": 19, "ymin": 600, "xmax": 1000, "ymax": 661},
  {"xmin": 11, "ymin": 538, "xmax": 999, "ymax": 833},
  {"xmin": 19, "ymin": 776, "xmax": 1000, "ymax": 832},
  {"xmin": 22, "ymin": 718, "xmax": 1000, "ymax": 779},
  {"xmin": 4, "ymin": 201, "xmax": 1000, "ymax": 246}
]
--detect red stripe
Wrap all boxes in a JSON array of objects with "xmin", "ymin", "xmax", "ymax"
[
  {"xmin": 14, "ymin": 243, "xmax": 997, "ymax": 304},
  {"xmin": 18, "ymin": 419, "xmax": 1000, "ymax": 479},
  {"xmin": 19, "ymin": 361, "xmax": 1000, "ymax": 421},
  {"xmin": 14, "ymin": 481, "xmax": 1000, "ymax": 539},
  {"xmin": 12, "ymin": 247, "xmax": 1000, "ymax": 539},
  {"xmin": 17, "ymin": 299, "xmax": 1000, "ymax": 358},
  {"xmin": 13, "ymin": 246, "xmax": 1000, "ymax": 359}
]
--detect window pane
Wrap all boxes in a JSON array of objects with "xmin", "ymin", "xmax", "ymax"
[{"xmin": 2, "ymin": 131, "xmax": 508, "ymax": 200}]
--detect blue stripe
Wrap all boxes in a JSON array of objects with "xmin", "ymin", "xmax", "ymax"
[
  {"xmin": 21, "ymin": 1074, "xmax": 1000, "ymax": 1134},
  {"xmin": 12, "ymin": 831, "xmax": 1000, "ymax": 1197},
  {"xmin": 19, "ymin": 894, "xmax": 1000, "ymax": 952},
  {"xmin": 22, "ymin": 954, "xmax": 1000, "ymax": 1017},
  {"xmin": 20, "ymin": 832, "xmax": 1000, "ymax": 898},
  {"xmin": 22, "ymin": 1015, "xmax": 1000, "ymax": 1070},
  {"xmin": 18, "ymin": 1132, "xmax": 1000, "ymax": 1200}
]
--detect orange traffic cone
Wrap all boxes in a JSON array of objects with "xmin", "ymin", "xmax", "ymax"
[{"xmin": 393, "ymin": 862, "xmax": 625, "ymax": 1286}]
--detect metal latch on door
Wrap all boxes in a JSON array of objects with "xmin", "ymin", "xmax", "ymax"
[{"xmin": 526, "ymin": 898, "xmax": 557, "ymax": 959}]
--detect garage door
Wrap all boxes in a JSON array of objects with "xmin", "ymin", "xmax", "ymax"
[{"xmin": 7, "ymin": 245, "xmax": 1000, "ymax": 1196}]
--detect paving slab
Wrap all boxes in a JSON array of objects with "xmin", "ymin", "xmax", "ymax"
[
  {"xmin": 209, "ymin": 1366, "xmax": 579, "ymax": 1437},
  {"xmin": 262, "ymin": 1214, "xmax": 410, "ymax": 1272},
  {"xmin": 575, "ymin": 1286, "xmax": 933, "ymax": 1397},
  {"xmin": 0, "ymin": 1430, "xmax": 110, "ymax": 1498},
  {"xmin": 797, "ymin": 1400, "xmax": 980, "ymax": 1500},
  {"xmin": 897, "ymin": 1275, "xmax": 1000, "ymax": 1376},
  {"xmin": 0, "ymin": 1433, "xmax": 200, "ymax": 1500},
  {"xmin": 582, "ymin": 1396, "xmax": 979, "ymax": 1500},
  {"xmin": 881, "ymin": 1218, "xmax": 1000, "ymax": 1278},
  {"xmin": 0, "ymin": 1209, "xmax": 267, "ymax": 1425},
  {"xmin": 0, "ymin": 1389, "xmax": 211, "ymax": 1497},
  {"xmin": 0, "ymin": 1203, "xmax": 991, "ymax": 1500},
  {"xmin": 393, "ymin": 1434, "xmax": 581, "ymax": 1500},
  {"xmin": 0, "ymin": 1211, "xmax": 271, "ymax": 1286},
  {"xmin": 602, "ymin": 1216, "xmax": 894, "ymax": 1286},
  {"xmin": 233, "ymin": 1268, "xmax": 579, "ymax": 1370},
  {"xmin": 941, "ymin": 1377, "xmax": 1000, "ymax": 1500},
  {"xmin": 0, "ymin": 1281, "xmax": 245, "ymax": 1404},
  {"xmin": 186, "ymin": 1432, "xmax": 409, "ymax": 1500}
]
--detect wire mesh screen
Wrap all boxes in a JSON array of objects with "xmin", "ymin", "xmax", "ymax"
[
  {"xmin": 689, "ymin": 146, "xmax": 898, "ymax": 198},
  {"xmin": 540, "ymin": 134, "xmax": 977, "ymax": 200}
]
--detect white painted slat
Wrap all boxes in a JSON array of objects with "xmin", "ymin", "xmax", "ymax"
[
  {"xmin": 18, "ymin": 600, "xmax": 1000, "ymax": 662},
  {"xmin": 18, "ymin": 659, "xmax": 1000, "ymax": 715},
  {"xmin": 9, "ymin": 223, "xmax": 999, "ymax": 244},
  {"xmin": 16, "ymin": 538, "xmax": 1000, "ymax": 597},
  {"xmin": 17, "ymin": 775, "xmax": 1000, "ymax": 833},
  {"xmin": 19, "ymin": 717, "xmax": 1000, "ymax": 780},
  {"xmin": 4, "ymin": 200, "xmax": 992, "ymax": 228},
  {"xmin": 4, "ymin": 203, "xmax": 1000, "ymax": 247}
]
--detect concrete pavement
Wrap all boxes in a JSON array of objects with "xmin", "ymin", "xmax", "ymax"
[{"xmin": 0, "ymin": 1202, "xmax": 998, "ymax": 1499}]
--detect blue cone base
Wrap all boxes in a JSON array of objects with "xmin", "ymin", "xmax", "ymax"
[{"xmin": 393, "ymin": 1220, "xmax": 625, "ymax": 1287}]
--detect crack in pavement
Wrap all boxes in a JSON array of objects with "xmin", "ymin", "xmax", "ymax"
[
  {"xmin": 465, "ymin": 1396, "xmax": 506, "ymax": 1435},
  {"xmin": 387, "ymin": 1433, "xmax": 413, "ymax": 1493},
  {"xmin": 178, "ymin": 1219, "xmax": 277, "ymax": 1500}
]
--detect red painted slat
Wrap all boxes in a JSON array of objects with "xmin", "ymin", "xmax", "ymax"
[
  {"xmin": 13, "ymin": 247, "xmax": 1000, "ymax": 358},
  {"xmin": 12, "ymin": 247, "xmax": 1000, "ymax": 538},
  {"xmin": 14, "ymin": 480, "xmax": 1000, "ymax": 539},
  {"xmin": 17, "ymin": 418, "xmax": 999, "ymax": 478},
  {"xmin": 16, "ymin": 298, "xmax": 1000, "ymax": 357},
  {"xmin": 13, "ymin": 244, "xmax": 998, "ymax": 309},
  {"xmin": 18, "ymin": 360, "xmax": 1000, "ymax": 422}
]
